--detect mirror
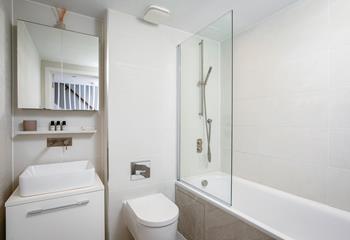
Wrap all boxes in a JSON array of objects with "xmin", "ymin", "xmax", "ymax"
[{"xmin": 17, "ymin": 20, "xmax": 99, "ymax": 111}]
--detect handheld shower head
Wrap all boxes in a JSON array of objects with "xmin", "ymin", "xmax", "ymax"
[{"xmin": 204, "ymin": 66, "xmax": 213, "ymax": 85}]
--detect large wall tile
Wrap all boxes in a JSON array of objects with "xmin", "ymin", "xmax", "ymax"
[
  {"xmin": 256, "ymin": 127, "xmax": 328, "ymax": 166},
  {"xmin": 330, "ymin": 0, "xmax": 350, "ymax": 47},
  {"xmin": 107, "ymin": 10, "xmax": 190, "ymax": 239},
  {"xmin": 326, "ymin": 167, "xmax": 350, "ymax": 211},
  {"xmin": 233, "ymin": 152, "xmax": 262, "ymax": 183},
  {"xmin": 330, "ymin": 87, "xmax": 350, "ymax": 129},
  {"xmin": 234, "ymin": 127, "xmax": 259, "ymax": 154},
  {"xmin": 330, "ymin": 48, "xmax": 350, "ymax": 89},
  {"xmin": 330, "ymin": 129, "xmax": 350, "ymax": 170},
  {"xmin": 234, "ymin": 0, "xmax": 350, "ymax": 211},
  {"xmin": 258, "ymin": 157, "xmax": 298, "ymax": 194},
  {"xmin": 292, "ymin": 164, "xmax": 327, "ymax": 202}
]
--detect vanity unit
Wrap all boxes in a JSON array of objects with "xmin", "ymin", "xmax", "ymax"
[{"xmin": 5, "ymin": 174, "xmax": 104, "ymax": 240}]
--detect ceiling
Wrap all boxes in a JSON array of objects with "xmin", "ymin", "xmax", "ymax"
[{"xmin": 30, "ymin": 0, "xmax": 298, "ymax": 34}]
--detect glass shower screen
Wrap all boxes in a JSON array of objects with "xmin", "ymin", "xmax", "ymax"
[{"xmin": 177, "ymin": 11, "xmax": 233, "ymax": 205}]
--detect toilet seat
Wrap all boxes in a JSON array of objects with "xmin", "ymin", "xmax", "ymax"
[{"xmin": 125, "ymin": 193, "xmax": 179, "ymax": 227}]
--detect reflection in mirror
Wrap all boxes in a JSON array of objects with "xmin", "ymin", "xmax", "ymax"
[
  {"xmin": 44, "ymin": 62, "xmax": 99, "ymax": 111},
  {"xmin": 17, "ymin": 20, "xmax": 99, "ymax": 111}
]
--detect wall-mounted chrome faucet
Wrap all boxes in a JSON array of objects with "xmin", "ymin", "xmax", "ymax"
[
  {"xmin": 47, "ymin": 137, "xmax": 72, "ymax": 150},
  {"xmin": 130, "ymin": 160, "xmax": 151, "ymax": 180},
  {"xmin": 197, "ymin": 138, "xmax": 203, "ymax": 153}
]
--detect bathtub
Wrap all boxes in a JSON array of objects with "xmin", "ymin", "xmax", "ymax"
[{"xmin": 177, "ymin": 172, "xmax": 350, "ymax": 240}]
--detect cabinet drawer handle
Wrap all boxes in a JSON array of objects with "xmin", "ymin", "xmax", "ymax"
[{"xmin": 27, "ymin": 200, "xmax": 90, "ymax": 216}]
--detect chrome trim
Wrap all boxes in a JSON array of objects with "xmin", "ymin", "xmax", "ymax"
[
  {"xmin": 27, "ymin": 200, "xmax": 89, "ymax": 216},
  {"xmin": 199, "ymin": 40, "xmax": 204, "ymax": 116},
  {"xmin": 229, "ymin": 10, "xmax": 234, "ymax": 206},
  {"xmin": 176, "ymin": 44, "xmax": 182, "ymax": 181}
]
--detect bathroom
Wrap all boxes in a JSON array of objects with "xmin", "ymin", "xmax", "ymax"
[{"xmin": 1, "ymin": 0, "xmax": 350, "ymax": 239}]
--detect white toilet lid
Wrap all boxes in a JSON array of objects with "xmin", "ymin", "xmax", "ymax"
[{"xmin": 126, "ymin": 193, "xmax": 179, "ymax": 227}]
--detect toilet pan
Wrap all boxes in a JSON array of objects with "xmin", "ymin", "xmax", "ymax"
[{"xmin": 123, "ymin": 193, "xmax": 179, "ymax": 240}]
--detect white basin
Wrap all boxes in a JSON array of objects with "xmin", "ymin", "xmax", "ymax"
[{"xmin": 19, "ymin": 161, "xmax": 95, "ymax": 197}]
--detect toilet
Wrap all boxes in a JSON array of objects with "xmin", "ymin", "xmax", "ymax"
[{"xmin": 123, "ymin": 193, "xmax": 179, "ymax": 240}]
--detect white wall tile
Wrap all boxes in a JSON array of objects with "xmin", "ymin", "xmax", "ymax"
[
  {"xmin": 234, "ymin": 126, "xmax": 259, "ymax": 154},
  {"xmin": 256, "ymin": 127, "xmax": 329, "ymax": 166},
  {"xmin": 234, "ymin": 0, "xmax": 350, "ymax": 211},
  {"xmin": 107, "ymin": 9, "xmax": 190, "ymax": 239},
  {"xmin": 233, "ymin": 152, "xmax": 262, "ymax": 183},
  {"xmin": 330, "ymin": 129, "xmax": 350, "ymax": 170},
  {"xmin": 258, "ymin": 156, "xmax": 298, "ymax": 194},
  {"xmin": 330, "ymin": 48, "xmax": 350, "ymax": 89},
  {"xmin": 326, "ymin": 167, "xmax": 350, "ymax": 211},
  {"xmin": 330, "ymin": 0, "xmax": 350, "ymax": 47},
  {"xmin": 330, "ymin": 87, "xmax": 350, "ymax": 129},
  {"xmin": 293, "ymin": 164, "xmax": 327, "ymax": 202}
]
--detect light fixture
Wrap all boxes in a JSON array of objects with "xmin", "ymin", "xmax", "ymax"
[{"xmin": 143, "ymin": 5, "xmax": 170, "ymax": 25}]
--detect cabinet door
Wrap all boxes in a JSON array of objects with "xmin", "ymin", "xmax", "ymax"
[{"xmin": 6, "ymin": 190, "xmax": 104, "ymax": 240}]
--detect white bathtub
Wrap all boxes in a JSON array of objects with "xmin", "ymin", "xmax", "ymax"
[{"xmin": 178, "ymin": 172, "xmax": 350, "ymax": 240}]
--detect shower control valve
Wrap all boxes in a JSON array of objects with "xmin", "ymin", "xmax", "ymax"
[{"xmin": 197, "ymin": 138, "xmax": 203, "ymax": 153}]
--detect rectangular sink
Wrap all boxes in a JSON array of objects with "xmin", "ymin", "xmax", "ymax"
[{"xmin": 19, "ymin": 161, "xmax": 95, "ymax": 197}]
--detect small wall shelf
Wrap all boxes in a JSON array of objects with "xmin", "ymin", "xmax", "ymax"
[{"xmin": 15, "ymin": 129, "xmax": 97, "ymax": 136}]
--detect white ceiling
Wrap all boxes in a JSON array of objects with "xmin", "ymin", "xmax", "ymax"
[{"xmin": 30, "ymin": 0, "xmax": 298, "ymax": 34}]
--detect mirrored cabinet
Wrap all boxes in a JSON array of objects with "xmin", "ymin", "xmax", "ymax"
[{"xmin": 17, "ymin": 20, "xmax": 100, "ymax": 111}]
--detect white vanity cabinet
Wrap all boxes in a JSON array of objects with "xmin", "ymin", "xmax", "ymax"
[{"xmin": 5, "ymin": 175, "xmax": 104, "ymax": 240}]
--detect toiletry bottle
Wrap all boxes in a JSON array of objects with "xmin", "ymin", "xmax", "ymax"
[
  {"xmin": 49, "ymin": 121, "xmax": 55, "ymax": 131},
  {"xmin": 56, "ymin": 121, "xmax": 61, "ymax": 131},
  {"xmin": 61, "ymin": 121, "xmax": 67, "ymax": 131}
]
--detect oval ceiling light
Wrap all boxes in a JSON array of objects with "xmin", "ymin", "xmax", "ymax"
[{"xmin": 143, "ymin": 5, "xmax": 170, "ymax": 25}]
